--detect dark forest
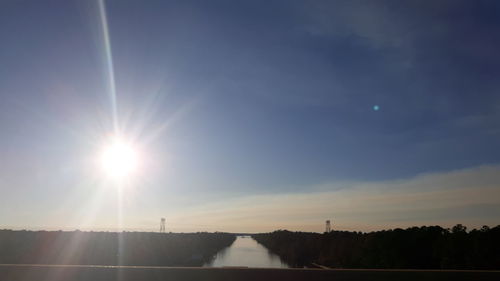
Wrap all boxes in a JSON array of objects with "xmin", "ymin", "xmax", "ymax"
[
  {"xmin": 252, "ymin": 225, "xmax": 500, "ymax": 269},
  {"xmin": 0, "ymin": 230, "xmax": 235, "ymax": 266}
]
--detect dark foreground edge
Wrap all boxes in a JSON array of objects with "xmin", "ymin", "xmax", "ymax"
[{"xmin": 1, "ymin": 264, "xmax": 499, "ymax": 281}]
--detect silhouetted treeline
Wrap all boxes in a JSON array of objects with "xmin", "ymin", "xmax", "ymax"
[
  {"xmin": 252, "ymin": 225, "xmax": 500, "ymax": 269},
  {"xmin": 0, "ymin": 230, "xmax": 235, "ymax": 266}
]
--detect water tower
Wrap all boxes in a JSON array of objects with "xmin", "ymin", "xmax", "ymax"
[
  {"xmin": 160, "ymin": 218, "xmax": 166, "ymax": 233},
  {"xmin": 325, "ymin": 220, "xmax": 331, "ymax": 233}
]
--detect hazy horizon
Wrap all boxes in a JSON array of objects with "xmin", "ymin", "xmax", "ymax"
[{"xmin": 1, "ymin": 0, "xmax": 500, "ymax": 233}]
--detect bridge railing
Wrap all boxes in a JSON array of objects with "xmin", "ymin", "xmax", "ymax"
[{"xmin": 1, "ymin": 264, "xmax": 499, "ymax": 281}]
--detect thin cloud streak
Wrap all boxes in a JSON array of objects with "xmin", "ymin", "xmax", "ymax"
[{"xmin": 168, "ymin": 165, "xmax": 500, "ymax": 233}]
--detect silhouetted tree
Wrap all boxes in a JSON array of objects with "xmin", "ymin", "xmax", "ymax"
[
  {"xmin": 252, "ymin": 224, "xmax": 500, "ymax": 269},
  {"xmin": 0, "ymin": 230, "xmax": 236, "ymax": 266}
]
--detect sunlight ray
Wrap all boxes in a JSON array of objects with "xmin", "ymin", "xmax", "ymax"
[
  {"xmin": 98, "ymin": 0, "xmax": 119, "ymax": 133},
  {"xmin": 97, "ymin": 1, "xmax": 124, "ymax": 270}
]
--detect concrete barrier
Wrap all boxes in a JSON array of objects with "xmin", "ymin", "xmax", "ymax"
[{"xmin": 0, "ymin": 264, "xmax": 499, "ymax": 281}]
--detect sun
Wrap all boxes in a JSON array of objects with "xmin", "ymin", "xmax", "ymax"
[{"xmin": 99, "ymin": 137, "xmax": 140, "ymax": 180}]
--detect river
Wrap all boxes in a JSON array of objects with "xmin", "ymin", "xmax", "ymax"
[{"xmin": 203, "ymin": 236, "xmax": 289, "ymax": 268}]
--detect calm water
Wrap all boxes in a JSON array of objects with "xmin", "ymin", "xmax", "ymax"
[{"xmin": 203, "ymin": 236, "xmax": 289, "ymax": 268}]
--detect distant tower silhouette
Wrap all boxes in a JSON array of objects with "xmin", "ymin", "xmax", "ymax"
[
  {"xmin": 160, "ymin": 218, "xmax": 166, "ymax": 233},
  {"xmin": 325, "ymin": 220, "xmax": 331, "ymax": 233}
]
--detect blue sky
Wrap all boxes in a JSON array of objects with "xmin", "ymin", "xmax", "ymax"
[{"xmin": 0, "ymin": 0, "xmax": 499, "ymax": 232}]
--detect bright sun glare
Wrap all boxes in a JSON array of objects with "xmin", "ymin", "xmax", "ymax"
[{"xmin": 100, "ymin": 137, "xmax": 139, "ymax": 180}]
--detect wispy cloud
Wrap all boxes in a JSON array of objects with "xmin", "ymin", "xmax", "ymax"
[{"xmin": 167, "ymin": 165, "xmax": 500, "ymax": 233}]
